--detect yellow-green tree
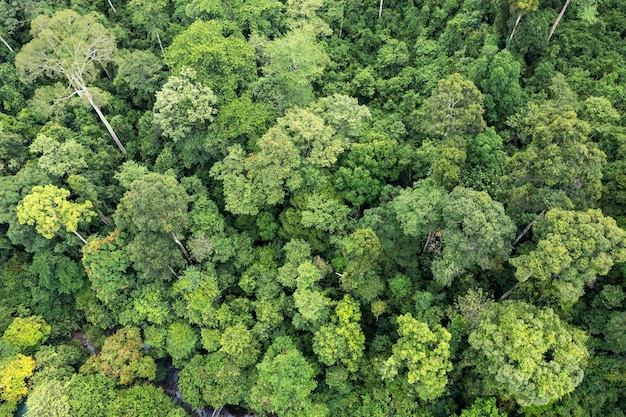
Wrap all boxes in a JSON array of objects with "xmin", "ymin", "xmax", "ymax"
[
  {"xmin": 17, "ymin": 185, "xmax": 95, "ymax": 244},
  {"xmin": 468, "ymin": 301, "xmax": 588, "ymax": 406},
  {"xmin": 381, "ymin": 313, "xmax": 453, "ymax": 402}
]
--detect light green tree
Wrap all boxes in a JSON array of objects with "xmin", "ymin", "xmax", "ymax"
[
  {"xmin": 17, "ymin": 185, "xmax": 95, "ymax": 244},
  {"xmin": 2, "ymin": 316, "xmax": 51, "ymax": 354},
  {"xmin": 153, "ymin": 68, "xmax": 217, "ymax": 144},
  {"xmin": 510, "ymin": 208, "xmax": 626, "ymax": 306},
  {"xmin": 15, "ymin": 10, "xmax": 125, "ymax": 152},
  {"xmin": 250, "ymin": 336, "xmax": 328, "ymax": 417},
  {"xmin": 468, "ymin": 301, "xmax": 588, "ymax": 406},
  {"xmin": 313, "ymin": 295, "xmax": 365, "ymax": 372},
  {"xmin": 0, "ymin": 354, "xmax": 36, "ymax": 406},
  {"xmin": 80, "ymin": 327, "xmax": 156, "ymax": 385},
  {"xmin": 381, "ymin": 313, "xmax": 452, "ymax": 402}
]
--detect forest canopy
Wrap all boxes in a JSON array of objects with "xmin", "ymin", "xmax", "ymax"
[{"xmin": 1, "ymin": 0, "xmax": 626, "ymax": 416}]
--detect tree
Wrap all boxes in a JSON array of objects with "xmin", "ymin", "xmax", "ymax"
[
  {"xmin": 166, "ymin": 20, "xmax": 256, "ymax": 101},
  {"xmin": 24, "ymin": 379, "xmax": 71, "ymax": 417},
  {"xmin": 15, "ymin": 10, "xmax": 126, "ymax": 153},
  {"xmin": 154, "ymin": 68, "xmax": 217, "ymax": 139},
  {"xmin": 0, "ymin": 354, "xmax": 36, "ymax": 406},
  {"xmin": 2, "ymin": 316, "xmax": 51, "ymax": 354},
  {"xmin": 80, "ymin": 327, "xmax": 156, "ymax": 385},
  {"xmin": 178, "ymin": 352, "xmax": 252, "ymax": 409},
  {"xmin": 501, "ymin": 101, "xmax": 606, "ymax": 216},
  {"xmin": 415, "ymin": 73, "xmax": 486, "ymax": 140},
  {"xmin": 29, "ymin": 123, "xmax": 88, "ymax": 178},
  {"xmin": 468, "ymin": 301, "xmax": 588, "ymax": 406},
  {"xmin": 433, "ymin": 187, "xmax": 516, "ymax": 286},
  {"xmin": 510, "ymin": 208, "xmax": 626, "ymax": 306},
  {"xmin": 166, "ymin": 322, "xmax": 198, "ymax": 365},
  {"xmin": 17, "ymin": 185, "xmax": 95, "ymax": 244},
  {"xmin": 128, "ymin": 0, "xmax": 169, "ymax": 56},
  {"xmin": 256, "ymin": 28, "xmax": 331, "ymax": 111},
  {"xmin": 382, "ymin": 315, "xmax": 452, "ymax": 402},
  {"xmin": 313, "ymin": 295, "xmax": 365, "ymax": 372},
  {"xmin": 65, "ymin": 374, "xmax": 117, "ymax": 417},
  {"xmin": 116, "ymin": 173, "xmax": 191, "ymax": 262},
  {"xmin": 106, "ymin": 384, "xmax": 187, "ymax": 417},
  {"xmin": 249, "ymin": 336, "xmax": 327, "ymax": 417}
]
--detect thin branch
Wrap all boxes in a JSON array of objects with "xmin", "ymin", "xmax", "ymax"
[
  {"xmin": 378, "ymin": 0, "xmax": 383, "ymax": 19},
  {"xmin": 509, "ymin": 13, "xmax": 523, "ymax": 41},
  {"xmin": 107, "ymin": 0, "xmax": 117, "ymax": 14},
  {"xmin": 72, "ymin": 230, "xmax": 88, "ymax": 245},
  {"xmin": 81, "ymin": 86, "xmax": 127, "ymax": 153},
  {"xmin": 513, "ymin": 210, "xmax": 546, "ymax": 246},
  {"xmin": 422, "ymin": 231, "xmax": 433, "ymax": 253},
  {"xmin": 0, "ymin": 35, "xmax": 14, "ymax": 52},
  {"xmin": 171, "ymin": 232, "xmax": 193, "ymax": 263},
  {"xmin": 498, "ymin": 282, "xmax": 519, "ymax": 302},
  {"xmin": 548, "ymin": 0, "xmax": 571, "ymax": 40}
]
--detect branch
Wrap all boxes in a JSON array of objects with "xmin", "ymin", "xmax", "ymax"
[
  {"xmin": 548, "ymin": 0, "xmax": 571, "ymax": 40},
  {"xmin": 509, "ymin": 13, "xmax": 523, "ymax": 41},
  {"xmin": 0, "ymin": 35, "xmax": 14, "ymax": 52},
  {"xmin": 513, "ymin": 210, "xmax": 546, "ymax": 246},
  {"xmin": 498, "ymin": 282, "xmax": 519, "ymax": 302},
  {"xmin": 107, "ymin": 0, "xmax": 117, "ymax": 14}
]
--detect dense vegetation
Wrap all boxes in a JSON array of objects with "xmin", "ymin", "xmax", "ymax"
[{"xmin": 1, "ymin": 0, "xmax": 625, "ymax": 416}]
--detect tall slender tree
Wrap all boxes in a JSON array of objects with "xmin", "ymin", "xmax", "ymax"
[{"xmin": 15, "ymin": 10, "xmax": 126, "ymax": 153}]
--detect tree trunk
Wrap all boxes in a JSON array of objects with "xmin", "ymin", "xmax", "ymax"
[
  {"xmin": 156, "ymin": 30, "xmax": 165, "ymax": 57},
  {"xmin": 378, "ymin": 0, "xmax": 383, "ymax": 19},
  {"xmin": 513, "ymin": 210, "xmax": 546, "ymax": 246},
  {"xmin": 509, "ymin": 13, "xmax": 523, "ymax": 41},
  {"xmin": 548, "ymin": 0, "xmax": 571, "ymax": 40},
  {"xmin": 107, "ymin": 0, "xmax": 117, "ymax": 14},
  {"xmin": 72, "ymin": 230, "xmax": 88, "ymax": 245},
  {"xmin": 81, "ymin": 86, "xmax": 127, "ymax": 153},
  {"xmin": 171, "ymin": 232, "xmax": 192, "ymax": 263},
  {"xmin": 498, "ymin": 283, "xmax": 519, "ymax": 302},
  {"xmin": 0, "ymin": 34, "xmax": 13, "ymax": 52}
]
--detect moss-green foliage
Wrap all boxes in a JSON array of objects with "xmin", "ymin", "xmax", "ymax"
[{"xmin": 1, "ymin": 1, "xmax": 626, "ymax": 416}]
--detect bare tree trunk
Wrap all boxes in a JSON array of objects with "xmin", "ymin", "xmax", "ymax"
[
  {"xmin": 548, "ymin": 0, "xmax": 571, "ymax": 40},
  {"xmin": 513, "ymin": 210, "xmax": 546, "ymax": 246},
  {"xmin": 107, "ymin": 0, "xmax": 117, "ymax": 14},
  {"xmin": 509, "ymin": 13, "xmax": 523, "ymax": 41},
  {"xmin": 498, "ymin": 283, "xmax": 519, "ymax": 302},
  {"xmin": 156, "ymin": 30, "xmax": 165, "ymax": 57},
  {"xmin": 81, "ymin": 86, "xmax": 127, "ymax": 153},
  {"xmin": 171, "ymin": 232, "xmax": 192, "ymax": 263},
  {"xmin": 0, "ymin": 35, "xmax": 13, "ymax": 52},
  {"xmin": 73, "ymin": 230, "xmax": 88, "ymax": 245},
  {"xmin": 378, "ymin": 0, "xmax": 383, "ymax": 19}
]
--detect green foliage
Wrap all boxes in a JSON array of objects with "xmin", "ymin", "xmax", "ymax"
[
  {"xmin": 17, "ymin": 185, "xmax": 95, "ymax": 240},
  {"xmin": 2, "ymin": 316, "xmax": 50, "ymax": 354},
  {"xmin": 250, "ymin": 336, "xmax": 327, "ymax": 417},
  {"xmin": 468, "ymin": 301, "xmax": 588, "ymax": 406},
  {"xmin": 80, "ymin": 327, "xmax": 156, "ymax": 385},
  {"xmin": 511, "ymin": 208, "xmax": 626, "ymax": 306},
  {"xmin": 415, "ymin": 73, "xmax": 486, "ymax": 139},
  {"xmin": 1, "ymin": 2, "xmax": 626, "ymax": 416},
  {"xmin": 459, "ymin": 397, "xmax": 506, "ymax": 417},
  {"xmin": 15, "ymin": 9, "xmax": 117, "ymax": 88},
  {"xmin": 313, "ymin": 295, "xmax": 365, "ymax": 372},
  {"xmin": 502, "ymin": 101, "xmax": 606, "ymax": 215},
  {"xmin": 381, "ymin": 313, "xmax": 453, "ymax": 402},
  {"xmin": 24, "ymin": 379, "xmax": 71, "ymax": 417},
  {"xmin": 166, "ymin": 20, "xmax": 256, "ymax": 100},
  {"xmin": 153, "ymin": 67, "xmax": 217, "ymax": 145},
  {"xmin": 0, "ymin": 353, "xmax": 35, "ymax": 406}
]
